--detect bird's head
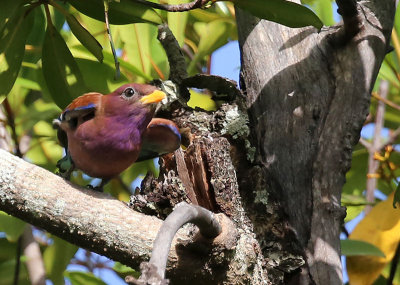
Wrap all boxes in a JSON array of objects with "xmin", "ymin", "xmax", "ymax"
[{"xmin": 104, "ymin": 83, "xmax": 166, "ymax": 116}]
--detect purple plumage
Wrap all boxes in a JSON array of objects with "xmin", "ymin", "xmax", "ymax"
[{"xmin": 56, "ymin": 83, "xmax": 181, "ymax": 179}]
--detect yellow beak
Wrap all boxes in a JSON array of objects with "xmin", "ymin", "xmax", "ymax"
[{"xmin": 140, "ymin": 90, "xmax": 166, "ymax": 105}]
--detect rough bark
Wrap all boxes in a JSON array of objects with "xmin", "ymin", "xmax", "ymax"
[
  {"xmin": 0, "ymin": 1, "xmax": 396, "ymax": 284},
  {"xmin": 0, "ymin": 148, "xmax": 256, "ymax": 284},
  {"xmin": 236, "ymin": 0, "xmax": 395, "ymax": 284},
  {"xmin": 132, "ymin": 102, "xmax": 272, "ymax": 283}
]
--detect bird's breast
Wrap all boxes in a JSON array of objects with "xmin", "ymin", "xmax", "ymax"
[{"xmin": 66, "ymin": 119, "xmax": 143, "ymax": 179}]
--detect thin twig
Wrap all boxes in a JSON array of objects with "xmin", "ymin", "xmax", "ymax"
[
  {"xmin": 181, "ymin": 44, "xmax": 203, "ymax": 73},
  {"xmin": 365, "ymin": 80, "xmax": 389, "ymax": 214},
  {"xmin": 132, "ymin": 0, "xmax": 209, "ymax": 12},
  {"xmin": 104, "ymin": 0, "xmax": 120, "ymax": 79},
  {"xmin": 132, "ymin": 202, "xmax": 221, "ymax": 283},
  {"xmin": 2, "ymin": 99, "xmax": 22, "ymax": 157},
  {"xmin": 359, "ymin": 137, "xmax": 371, "ymax": 149},
  {"xmin": 372, "ymin": 92, "xmax": 400, "ymax": 112},
  {"xmin": 380, "ymin": 127, "xmax": 400, "ymax": 149}
]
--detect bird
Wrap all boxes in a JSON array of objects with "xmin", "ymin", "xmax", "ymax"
[{"xmin": 53, "ymin": 83, "xmax": 181, "ymax": 190}]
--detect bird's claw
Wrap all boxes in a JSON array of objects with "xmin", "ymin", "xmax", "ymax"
[
  {"xmin": 56, "ymin": 153, "xmax": 74, "ymax": 181},
  {"xmin": 86, "ymin": 184, "xmax": 104, "ymax": 192}
]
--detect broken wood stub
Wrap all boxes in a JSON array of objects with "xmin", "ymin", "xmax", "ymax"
[
  {"xmin": 129, "ymin": 103, "xmax": 270, "ymax": 283},
  {"xmin": 130, "ymin": 103, "xmax": 249, "ymax": 221}
]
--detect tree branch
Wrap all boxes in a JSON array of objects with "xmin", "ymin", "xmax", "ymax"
[
  {"xmin": 380, "ymin": 126, "xmax": 400, "ymax": 149},
  {"xmin": 365, "ymin": 80, "xmax": 389, "ymax": 214},
  {"xmin": 132, "ymin": 0, "xmax": 209, "ymax": 12},
  {"xmin": 372, "ymin": 91, "xmax": 400, "ymax": 112},
  {"xmin": 22, "ymin": 226, "xmax": 46, "ymax": 285},
  {"xmin": 129, "ymin": 203, "xmax": 221, "ymax": 284},
  {"xmin": 359, "ymin": 137, "xmax": 371, "ymax": 149},
  {"xmin": 104, "ymin": 0, "xmax": 120, "ymax": 79},
  {"xmin": 147, "ymin": 203, "xmax": 220, "ymax": 281},
  {"xmin": 335, "ymin": 0, "xmax": 362, "ymax": 42},
  {"xmin": 157, "ymin": 24, "xmax": 188, "ymax": 85},
  {"xmin": 0, "ymin": 149, "xmax": 238, "ymax": 282}
]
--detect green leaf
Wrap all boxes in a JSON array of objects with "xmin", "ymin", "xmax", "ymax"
[
  {"xmin": 70, "ymin": 45, "xmax": 152, "ymax": 81},
  {"xmin": 78, "ymin": 13, "xmax": 110, "ymax": 47},
  {"xmin": 0, "ymin": 212, "xmax": 26, "ymax": 242},
  {"xmin": 65, "ymin": 271, "xmax": 107, "ymax": 285},
  {"xmin": 44, "ymin": 236, "xmax": 78, "ymax": 285},
  {"xmin": 0, "ymin": 8, "xmax": 34, "ymax": 96},
  {"xmin": 394, "ymin": 5, "xmax": 400, "ymax": 36},
  {"xmin": 188, "ymin": 19, "xmax": 234, "ymax": 74},
  {"xmin": 233, "ymin": 0, "xmax": 323, "ymax": 29},
  {"xmin": 149, "ymin": 33, "xmax": 168, "ymax": 79},
  {"xmin": 309, "ymin": 0, "xmax": 335, "ymax": 26},
  {"xmin": 0, "ymin": 0, "xmax": 22, "ymax": 32},
  {"xmin": 118, "ymin": 24, "xmax": 152, "ymax": 77},
  {"xmin": 75, "ymin": 58, "xmax": 129, "ymax": 93},
  {"xmin": 113, "ymin": 262, "xmax": 139, "ymax": 279},
  {"xmin": 0, "ymin": 239, "xmax": 17, "ymax": 262},
  {"xmin": 68, "ymin": 0, "xmax": 162, "ymax": 25},
  {"xmin": 168, "ymin": 0, "xmax": 190, "ymax": 47},
  {"xmin": 42, "ymin": 24, "xmax": 86, "ymax": 109},
  {"xmin": 24, "ymin": 8, "xmax": 46, "ymax": 66},
  {"xmin": 394, "ymin": 183, "xmax": 400, "ymax": 208},
  {"xmin": 18, "ymin": 100, "xmax": 60, "ymax": 131},
  {"xmin": 66, "ymin": 14, "xmax": 103, "ymax": 63},
  {"xmin": 52, "ymin": 3, "xmax": 68, "ymax": 31},
  {"xmin": 378, "ymin": 59, "xmax": 400, "ymax": 88},
  {"xmin": 343, "ymin": 147, "xmax": 368, "ymax": 197},
  {"xmin": 189, "ymin": 9, "xmax": 224, "ymax": 23},
  {"xmin": 341, "ymin": 239, "xmax": 386, "ymax": 257},
  {"xmin": 15, "ymin": 77, "xmax": 41, "ymax": 91},
  {"xmin": 0, "ymin": 258, "xmax": 29, "ymax": 285}
]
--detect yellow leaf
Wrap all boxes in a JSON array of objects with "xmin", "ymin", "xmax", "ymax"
[
  {"xmin": 187, "ymin": 89, "xmax": 216, "ymax": 111},
  {"xmin": 347, "ymin": 191, "xmax": 400, "ymax": 285}
]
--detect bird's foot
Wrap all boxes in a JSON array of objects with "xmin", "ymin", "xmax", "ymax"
[
  {"xmin": 86, "ymin": 184, "xmax": 104, "ymax": 192},
  {"xmin": 86, "ymin": 179, "xmax": 109, "ymax": 192},
  {"xmin": 56, "ymin": 154, "xmax": 74, "ymax": 180}
]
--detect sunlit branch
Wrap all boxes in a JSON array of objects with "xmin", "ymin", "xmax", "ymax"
[
  {"xmin": 132, "ymin": 0, "xmax": 210, "ymax": 12},
  {"xmin": 129, "ymin": 202, "xmax": 221, "ymax": 284},
  {"xmin": 365, "ymin": 80, "xmax": 389, "ymax": 214},
  {"xmin": 359, "ymin": 137, "xmax": 371, "ymax": 149},
  {"xmin": 372, "ymin": 91, "xmax": 400, "ymax": 112}
]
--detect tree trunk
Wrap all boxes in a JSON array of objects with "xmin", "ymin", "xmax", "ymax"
[
  {"xmin": 0, "ymin": 1, "xmax": 396, "ymax": 284},
  {"xmin": 235, "ymin": 0, "xmax": 395, "ymax": 283}
]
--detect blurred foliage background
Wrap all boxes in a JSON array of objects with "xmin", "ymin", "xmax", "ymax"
[{"xmin": 0, "ymin": 0, "xmax": 399, "ymax": 284}]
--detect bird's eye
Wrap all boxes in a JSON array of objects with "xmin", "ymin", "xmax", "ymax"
[{"xmin": 122, "ymin": 87, "xmax": 136, "ymax": 98}]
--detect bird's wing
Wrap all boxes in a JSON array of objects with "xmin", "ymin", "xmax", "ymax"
[
  {"xmin": 137, "ymin": 118, "xmax": 181, "ymax": 162},
  {"xmin": 60, "ymin": 93, "xmax": 102, "ymax": 124},
  {"xmin": 54, "ymin": 93, "xmax": 102, "ymax": 148}
]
